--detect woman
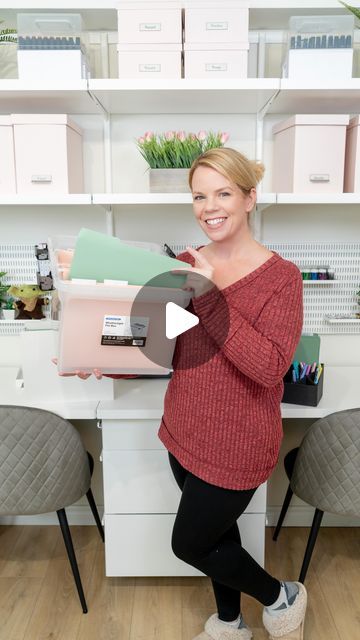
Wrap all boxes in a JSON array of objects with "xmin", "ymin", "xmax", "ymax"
[
  {"xmin": 59, "ymin": 147, "xmax": 306, "ymax": 640},
  {"xmin": 157, "ymin": 148, "xmax": 306, "ymax": 640}
]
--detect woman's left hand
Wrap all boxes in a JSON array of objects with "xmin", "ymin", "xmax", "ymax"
[{"xmin": 172, "ymin": 246, "xmax": 215, "ymax": 298}]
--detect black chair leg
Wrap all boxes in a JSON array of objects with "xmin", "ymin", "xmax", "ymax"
[
  {"xmin": 273, "ymin": 484, "xmax": 294, "ymax": 541},
  {"xmin": 86, "ymin": 487, "xmax": 105, "ymax": 542},
  {"xmin": 299, "ymin": 508, "xmax": 324, "ymax": 583},
  {"xmin": 57, "ymin": 508, "xmax": 88, "ymax": 614}
]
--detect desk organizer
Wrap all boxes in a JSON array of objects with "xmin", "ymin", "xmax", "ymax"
[{"xmin": 282, "ymin": 364, "xmax": 324, "ymax": 406}]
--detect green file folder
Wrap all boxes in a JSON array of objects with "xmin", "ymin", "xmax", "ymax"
[
  {"xmin": 293, "ymin": 334, "xmax": 321, "ymax": 364},
  {"xmin": 69, "ymin": 228, "xmax": 190, "ymax": 288}
]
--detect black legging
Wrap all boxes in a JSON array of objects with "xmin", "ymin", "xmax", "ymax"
[{"xmin": 169, "ymin": 452, "xmax": 280, "ymax": 621}]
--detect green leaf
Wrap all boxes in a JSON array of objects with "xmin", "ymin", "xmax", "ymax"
[{"xmin": 339, "ymin": 1, "xmax": 360, "ymax": 21}]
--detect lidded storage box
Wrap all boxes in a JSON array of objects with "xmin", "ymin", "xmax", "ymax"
[
  {"xmin": 344, "ymin": 116, "xmax": 360, "ymax": 193},
  {"xmin": 17, "ymin": 13, "xmax": 89, "ymax": 80},
  {"xmin": 184, "ymin": 6, "xmax": 249, "ymax": 79},
  {"xmin": 272, "ymin": 114, "xmax": 349, "ymax": 193},
  {"xmin": 0, "ymin": 116, "xmax": 16, "ymax": 194},
  {"xmin": 283, "ymin": 15, "xmax": 354, "ymax": 81},
  {"xmin": 117, "ymin": 8, "xmax": 182, "ymax": 79},
  {"xmin": 12, "ymin": 114, "xmax": 84, "ymax": 194}
]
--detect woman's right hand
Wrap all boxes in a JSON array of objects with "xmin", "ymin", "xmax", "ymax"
[{"xmin": 52, "ymin": 358, "xmax": 103, "ymax": 380}]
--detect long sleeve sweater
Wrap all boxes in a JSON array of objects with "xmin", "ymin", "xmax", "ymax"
[{"xmin": 158, "ymin": 250, "xmax": 303, "ymax": 490}]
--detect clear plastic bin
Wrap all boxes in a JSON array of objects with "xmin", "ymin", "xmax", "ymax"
[
  {"xmin": 48, "ymin": 236, "xmax": 189, "ymax": 375},
  {"xmin": 17, "ymin": 13, "xmax": 84, "ymax": 50},
  {"xmin": 284, "ymin": 15, "xmax": 354, "ymax": 80}
]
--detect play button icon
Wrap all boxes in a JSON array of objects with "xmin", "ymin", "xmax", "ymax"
[{"xmin": 166, "ymin": 302, "xmax": 199, "ymax": 339}]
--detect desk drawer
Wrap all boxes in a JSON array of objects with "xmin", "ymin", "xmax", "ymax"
[
  {"xmin": 102, "ymin": 419, "xmax": 162, "ymax": 450},
  {"xmin": 103, "ymin": 449, "xmax": 267, "ymax": 514},
  {"xmin": 104, "ymin": 513, "xmax": 265, "ymax": 576}
]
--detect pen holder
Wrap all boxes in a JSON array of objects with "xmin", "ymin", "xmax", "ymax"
[{"xmin": 282, "ymin": 363, "xmax": 324, "ymax": 406}]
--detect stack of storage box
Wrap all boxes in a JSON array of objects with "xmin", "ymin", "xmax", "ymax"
[
  {"xmin": 117, "ymin": 8, "xmax": 182, "ymax": 79},
  {"xmin": 0, "ymin": 115, "xmax": 84, "ymax": 194},
  {"xmin": 17, "ymin": 13, "xmax": 90, "ymax": 81},
  {"xmin": 183, "ymin": 6, "xmax": 249, "ymax": 79}
]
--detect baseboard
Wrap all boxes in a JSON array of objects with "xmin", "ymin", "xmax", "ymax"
[{"xmin": 1, "ymin": 505, "xmax": 359, "ymax": 527}]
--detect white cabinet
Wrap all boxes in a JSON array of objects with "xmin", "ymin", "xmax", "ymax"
[{"xmin": 100, "ymin": 405, "xmax": 267, "ymax": 576}]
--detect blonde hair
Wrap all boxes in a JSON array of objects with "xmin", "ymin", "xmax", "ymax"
[{"xmin": 189, "ymin": 147, "xmax": 265, "ymax": 193}]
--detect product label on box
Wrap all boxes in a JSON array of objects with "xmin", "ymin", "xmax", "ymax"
[
  {"xmin": 140, "ymin": 22, "xmax": 161, "ymax": 31},
  {"xmin": 206, "ymin": 21, "xmax": 228, "ymax": 31},
  {"xmin": 139, "ymin": 64, "xmax": 161, "ymax": 73},
  {"xmin": 206, "ymin": 63, "xmax": 228, "ymax": 71},
  {"xmin": 101, "ymin": 315, "xmax": 149, "ymax": 347},
  {"xmin": 31, "ymin": 174, "xmax": 53, "ymax": 183}
]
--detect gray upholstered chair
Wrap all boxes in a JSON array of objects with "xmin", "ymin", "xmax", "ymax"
[
  {"xmin": 0, "ymin": 405, "xmax": 104, "ymax": 613},
  {"xmin": 273, "ymin": 408, "xmax": 360, "ymax": 582}
]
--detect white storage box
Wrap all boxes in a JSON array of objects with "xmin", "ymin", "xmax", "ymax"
[
  {"xmin": 118, "ymin": 44, "xmax": 182, "ymax": 79},
  {"xmin": 118, "ymin": 8, "xmax": 182, "ymax": 45},
  {"xmin": 12, "ymin": 114, "xmax": 84, "ymax": 194},
  {"xmin": 184, "ymin": 42, "xmax": 248, "ymax": 79},
  {"xmin": 184, "ymin": 6, "xmax": 249, "ymax": 44},
  {"xmin": 283, "ymin": 14, "xmax": 354, "ymax": 80},
  {"xmin": 344, "ymin": 116, "xmax": 360, "ymax": 192},
  {"xmin": 0, "ymin": 116, "xmax": 16, "ymax": 194},
  {"xmin": 272, "ymin": 114, "xmax": 349, "ymax": 193},
  {"xmin": 17, "ymin": 12, "xmax": 89, "ymax": 81},
  {"xmin": 48, "ymin": 236, "xmax": 190, "ymax": 375}
]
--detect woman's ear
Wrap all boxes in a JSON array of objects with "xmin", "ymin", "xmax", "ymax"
[{"xmin": 245, "ymin": 188, "xmax": 257, "ymax": 213}]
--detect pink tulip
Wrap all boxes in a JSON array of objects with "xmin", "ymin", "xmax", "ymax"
[
  {"xmin": 197, "ymin": 130, "xmax": 207, "ymax": 141},
  {"xmin": 220, "ymin": 132, "xmax": 229, "ymax": 144},
  {"xmin": 176, "ymin": 130, "xmax": 186, "ymax": 141},
  {"xmin": 144, "ymin": 131, "xmax": 154, "ymax": 141},
  {"xmin": 189, "ymin": 133, "xmax": 197, "ymax": 140},
  {"xmin": 165, "ymin": 130, "xmax": 175, "ymax": 141},
  {"xmin": 138, "ymin": 136, "xmax": 145, "ymax": 144}
]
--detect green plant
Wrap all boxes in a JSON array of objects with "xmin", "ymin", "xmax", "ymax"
[
  {"xmin": 3, "ymin": 296, "xmax": 15, "ymax": 310},
  {"xmin": 0, "ymin": 272, "xmax": 9, "ymax": 307},
  {"xmin": 339, "ymin": 2, "xmax": 360, "ymax": 22},
  {"xmin": 0, "ymin": 19, "xmax": 17, "ymax": 43},
  {"xmin": 136, "ymin": 130, "xmax": 229, "ymax": 169}
]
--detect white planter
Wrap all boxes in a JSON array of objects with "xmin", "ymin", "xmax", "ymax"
[
  {"xmin": 149, "ymin": 168, "xmax": 190, "ymax": 193},
  {"xmin": 1, "ymin": 309, "xmax": 15, "ymax": 320}
]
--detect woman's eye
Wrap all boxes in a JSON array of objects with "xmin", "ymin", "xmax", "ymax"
[
  {"xmin": 193, "ymin": 195, "xmax": 204, "ymax": 201},
  {"xmin": 219, "ymin": 192, "xmax": 230, "ymax": 197}
]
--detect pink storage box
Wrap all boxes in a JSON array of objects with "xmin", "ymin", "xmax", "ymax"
[
  {"xmin": 49, "ymin": 236, "xmax": 190, "ymax": 375},
  {"xmin": 344, "ymin": 115, "xmax": 360, "ymax": 192},
  {"xmin": 184, "ymin": 42, "xmax": 248, "ymax": 79},
  {"xmin": 0, "ymin": 116, "xmax": 16, "ymax": 194},
  {"xmin": 12, "ymin": 114, "xmax": 84, "ymax": 194},
  {"xmin": 184, "ymin": 6, "xmax": 249, "ymax": 44},
  {"xmin": 118, "ymin": 8, "xmax": 182, "ymax": 45},
  {"xmin": 272, "ymin": 114, "xmax": 349, "ymax": 193},
  {"xmin": 118, "ymin": 43, "xmax": 182, "ymax": 79}
]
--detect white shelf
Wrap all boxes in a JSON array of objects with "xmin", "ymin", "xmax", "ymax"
[
  {"xmin": 0, "ymin": 319, "xmax": 58, "ymax": 329},
  {"xmin": 0, "ymin": 194, "xmax": 92, "ymax": 206},
  {"xmin": 325, "ymin": 315, "xmax": 360, "ymax": 324},
  {"xmin": 93, "ymin": 192, "xmax": 277, "ymax": 205},
  {"xmin": 88, "ymin": 79, "xmax": 280, "ymax": 114},
  {"xmin": 276, "ymin": 193, "xmax": 360, "ymax": 204},
  {"xmin": 0, "ymin": 80, "xmax": 98, "ymax": 115},
  {"xmin": 270, "ymin": 80, "xmax": 360, "ymax": 115},
  {"xmin": 302, "ymin": 280, "xmax": 335, "ymax": 284}
]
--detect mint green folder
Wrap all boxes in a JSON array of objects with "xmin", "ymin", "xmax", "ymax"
[
  {"xmin": 69, "ymin": 228, "xmax": 189, "ymax": 288},
  {"xmin": 293, "ymin": 334, "xmax": 321, "ymax": 364}
]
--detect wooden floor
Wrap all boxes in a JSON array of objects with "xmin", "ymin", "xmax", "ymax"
[{"xmin": 0, "ymin": 525, "xmax": 359, "ymax": 640}]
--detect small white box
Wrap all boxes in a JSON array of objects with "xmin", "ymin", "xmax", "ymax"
[
  {"xmin": 118, "ymin": 8, "xmax": 182, "ymax": 45},
  {"xmin": 12, "ymin": 114, "xmax": 84, "ymax": 194},
  {"xmin": 272, "ymin": 114, "xmax": 349, "ymax": 193},
  {"xmin": 118, "ymin": 44, "xmax": 182, "ymax": 79},
  {"xmin": 184, "ymin": 43, "xmax": 248, "ymax": 79},
  {"xmin": 284, "ymin": 48, "xmax": 353, "ymax": 81},
  {"xmin": 0, "ymin": 116, "xmax": 16, "ymax": 194},
  {"xmin": 17, "ymin": 49, "xmax": 89, "ymax": 81},
  {"xmin": 184, "ymin": 7, "xmax": 249, "ymax": 44},
  {"xmin": 344, "ymin": 115, "xmax": 360, "ymax": 192}
]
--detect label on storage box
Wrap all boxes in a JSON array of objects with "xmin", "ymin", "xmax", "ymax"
[
  {"xmin": 206, "ymin": 21, "xmax": 229, "ymax": 31},
  {"xmin": 101, "ymin": 315, "xmax": 149, "ymax": 347},
  {"xmin": 140, "ymin": 22, "xmax": 161, "ymax": 31},
  {"xmin": 139, "ymin": 64, "xmax": 161, "ymax": 73}
]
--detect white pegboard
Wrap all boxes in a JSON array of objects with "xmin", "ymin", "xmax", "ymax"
[{"xmin": 171, "ymin": 241, "xmax": 360, "ymax": 335}]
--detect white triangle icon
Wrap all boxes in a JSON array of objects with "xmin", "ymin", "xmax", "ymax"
[{"xmin": 166, "ymin": 302, "xmax": 199, "ymax": 339}]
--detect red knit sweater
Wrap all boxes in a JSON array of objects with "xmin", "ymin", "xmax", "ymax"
[{"xmin": 158, "ymin": 251, "xmax": 303, "ymax": 490}]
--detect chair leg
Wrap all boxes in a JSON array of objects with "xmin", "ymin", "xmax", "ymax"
[
  {"xmin": 57, "ymin": 508, "xmax": 88, "ymax": 614},
  {"xmin": 299, "ymin": 508, "xmax": 324, "ymax": 584},
  {"xmin": 272, "ymin": 484, "xmax": 294, "ymax": 541},
  {"xmin": 86, "ymin": 487, "xmax": 105, "ymax": 542}
]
